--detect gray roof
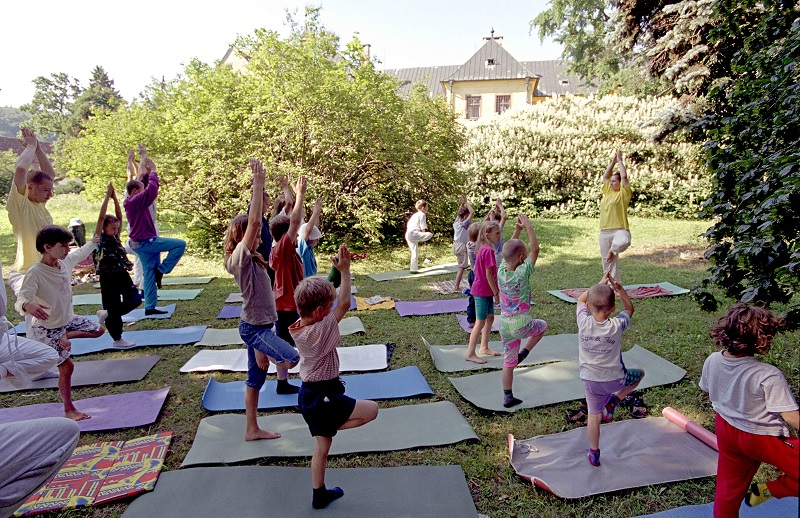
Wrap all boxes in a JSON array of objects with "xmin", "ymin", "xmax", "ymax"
[
  {"xmin": 382, "ymin": 65, "xmax": 460, "ymax": 97},
  {"xmin": 520, "ymin": 61, "xmax": 598, "ymax": 96},
  {"xmin": 445, "ymin": 39, "xmax": 539, "ymax": 82}
]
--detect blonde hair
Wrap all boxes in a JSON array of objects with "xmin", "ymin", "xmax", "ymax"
[
  {"xmin": 294, "ymin": 277, "xmax": 336, "ymax": 318},
  {"xmin": 477, "ymin": 220, "xmax": 500, "ymax": 250},
  {"xmin": 467, "ymin": 222, "xmax": 480, "ymax": 242},
  {"xmin": 415, "ymin": 199, "xmax": 428, "ymax": 211},
  {"xmin": 587, "ymin": 284, "xmax": 615, "ymax": 313},
  {"xmin": 223, "ymin": 214, "xmax": 269, "ymax": 269},
  {"xmin": 502, "ymin": 239, "xmax": 526, "ymax": 264}
]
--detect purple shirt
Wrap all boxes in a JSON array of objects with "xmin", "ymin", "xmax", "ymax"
[{"xmin": 124, "ymin": 171, "xmax": 159, "ymax": 241}]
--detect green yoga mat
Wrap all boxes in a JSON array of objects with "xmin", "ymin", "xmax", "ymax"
[
  {"xmin": 181, "ymin": 401, "xmax": 477, "ymax": 467},
  {"xmin": 450, "ymin": 345, "xmax": 687, "ymax": 412},
  {"xmin": 424, "ymin": 334, "xmax": 579, "ymax": 373},
  {"xmin": 123, "ymin": 465, "xmax": 478, "ymax": 517},
  {"xmin": 366, "ymin": 263, "xmax": 459, "ymax": 282},
  {"xmin": 73, "ymin": 289, "xmax": 202, "ymax": 305}
]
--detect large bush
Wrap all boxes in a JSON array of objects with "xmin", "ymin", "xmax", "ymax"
[{"xmin": 459, "ymin": 95, "xmax": 709, "ymax": 219}]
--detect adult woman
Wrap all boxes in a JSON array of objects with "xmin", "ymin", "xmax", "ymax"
[
  {"xmin": 599, "ymin": 151, "xmax": 632, "ymax": 283},
  {"xmin": 405, "ymin": 200, "xmax": 433, "ymax": 273}
]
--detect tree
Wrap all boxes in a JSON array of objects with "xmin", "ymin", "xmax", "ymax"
[
  {"xmin": 0, "ymin": 106, "xmax": 30, "ymax": 137},
  {"xmin": 71, "ymin": 66, "xmax": 124, "ymax": 130},
  {"xmin": 20, "ymin": 72, "xmax": 82, "ymax": 138}
]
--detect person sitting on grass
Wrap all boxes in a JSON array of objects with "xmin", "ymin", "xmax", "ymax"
[
  {"xmin": 452, "ymin": 195, "xmax": 474, "ymax": 293},
  {"xmin": 16, "ymin": 225, "xmax": 105, "ymax": 421},
  {"xmin": 290, "ymin": 244, "xmax": 378, "ymax": 509},
  {"xmin": 576, "ymin": 273, "xmax": 643, "ymax": 466},
  {"xmin": 498, "ymin": 214, "xmax": 548, "ymax": 408},
  {"xmin": 94, "ymin": 183, "xmax": 141, "ymax": 348},
  {"xmin": 700, "ymin": 304, "xmax": 798, "ymax": 515}
]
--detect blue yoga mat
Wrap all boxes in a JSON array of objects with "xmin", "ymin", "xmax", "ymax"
[
  {"xmin": 218, "ymin": 297, "xmax": 355, "ymax": 319},
  {"xmin": 11, "ymin": 304, "xmax": 177, "ymax": 335},
  {"xmin": 636, "ymin": 497, "xmax": 798, "ymax": 517},
  {"xmin": 202, "ymin": 366, "xmax": 433, "ymax": 411},
  {"xmin": 69, "ymin": 326, "xmax": 207, "ymax": 356}
]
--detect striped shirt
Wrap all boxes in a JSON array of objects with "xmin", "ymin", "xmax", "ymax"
[{"xmin": 290, "ymin": 312, "xmax": 340, "ymax": 382}]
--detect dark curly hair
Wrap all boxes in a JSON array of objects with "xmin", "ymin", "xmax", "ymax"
[{"xmin": 710, "ymin": 304, "xmax": 785, "ymax": 355}]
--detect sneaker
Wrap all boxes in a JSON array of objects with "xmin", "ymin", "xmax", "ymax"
[
  {"xmin": 586, "ymin": 449, "xmax": 600, "ymax": 467},
  {"xmin": 96, "ymin": 310, "xmax": 108, "ymax": 326},
  {"xmin": 155, "ymin": 267, "xmax": 163, "ymax": 289},
  {"xmin": 745, "ymin": 482, "xmax": 772, "ymax": 507},
  {"xmin": 112, "ymin": 338, "xmax": 136, "ymax": 348},
  {"xmin": 145, "ymin": 308, "xmax": 168, "ymax": 316},
  {"xmin": 602, "ymin": 395, "xmax": 621, "ymax": 423}
]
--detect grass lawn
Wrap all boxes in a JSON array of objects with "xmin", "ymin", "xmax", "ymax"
[{"xmin": 1, "ymin": 194, "xmax": 797, "ymax": 517}]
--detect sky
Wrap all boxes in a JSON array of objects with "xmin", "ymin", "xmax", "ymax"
[{"xmin": 0, "ymin": 0, "xmax": 562, "ymax": 108}]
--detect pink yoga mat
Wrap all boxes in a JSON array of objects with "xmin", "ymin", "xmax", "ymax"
[
  {"xmin": 0, "ymin": 387, "xmax": 170, "ymax": 432},
  {"xmin": 395, "ymin": 298, "xmax": 468, "ymax": 317},
  {"xmin": 662, "ymin": 407, "xmax": 718, "ymax": 451}
]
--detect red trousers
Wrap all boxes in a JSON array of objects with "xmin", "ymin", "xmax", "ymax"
[{"xmin": 713, "ymin": 413, "xmax": 799, "ymax": 517}]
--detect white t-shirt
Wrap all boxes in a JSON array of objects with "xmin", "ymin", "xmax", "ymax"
[
  {"xmin": 700, "ymin": 351, "xmax": 798, "ymax": 437},
  {"xmin": 406, "ymin": 211, "xmax": 427, "ymax": 234},
  {"xmin": 576, "ymin": 302, "xmax": 631, "ymax": 381}
]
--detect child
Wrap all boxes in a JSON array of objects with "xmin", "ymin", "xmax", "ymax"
[
  {"xmin": 297, "ymin": 197, "xmax": 322, "ymax": 277},
  {"xmin": 224, "ymin": 159, "xmax": 300, "ymax": 440},
  {"xmin": 465, "ymin": 221, "xmax": 502, "ymax": 364},
  {"xmin": 464, "ymin": 222, "xmax": 481, "ymax": 328},
  {"xmin": 452, "ymin": 195, "xmax": 474, "ymax": 292},
  {"xmin": 405, "ymin": 199, "xmax": 433, "ymax": 273},
  {"xmin": 699, "ymin": 304, "xmax": 798, "ymax": 515},
  {"xmin": 16, "ymin": 225, "xmax": 105, "ymax": 420},
  {"xmin": 268, "ymin": 175, "xmax": 307, "ymax": 396},
  {"xmin": 576, "ymin": 273, "xmax": 643, "ymax": 466},
  {"xmin": 94, "ymin": 183, "xmax": 141, "ymax": 348},
  {"xmin": 486, "ymin": 198, "xmax": 507, "ymax": 265},
  {"xmin": 498, "ymin": 215, "xmax": 548, "ymax": 407},
  {"xmin": 290, "ymin": 244, "xmax": 379, "ymax": 509}
]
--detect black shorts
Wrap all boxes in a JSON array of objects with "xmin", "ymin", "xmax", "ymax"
[{"xmin": 298, "ymin": 378, "xmax": 356, "ymax": 438}]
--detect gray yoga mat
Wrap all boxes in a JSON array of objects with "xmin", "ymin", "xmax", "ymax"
[
  {"xmin": 424, "ymin": 334, "xmax": 579, "ymax": 373},
  {"xmin": 69, "ymin": 325, "xmax": 206, "ymax": 356},
  {"xmin": 635, "ymin": 496, "xmax": 798, "ymax": 517},
  {"xmin": 73, "ymin": 289, "xmax": 202, "ymax": 305},
  {"xmin": 367, "ymin": 263, "xmax": 459, "ymax": 282},
  {"xmin": 194, "ymin": 328, "xmax": 244, "ymax": 347},
  {"xmin": 123, "ymin": 465, "xmax": 478, "ymax": 518},
  {"xmin": 181, "ymin": 401, "xmax": 477, "ymax": 467},
  {"xmin": 0, "ymin": 356, "xmax": 160, "ymax": 393},
  {"xmin": 450, "ymin": 345, "xmax": 687, "ymax": 412},
  {"xmin": 509, "ymin": 417, "xmax": 718, "ymax": 499}
]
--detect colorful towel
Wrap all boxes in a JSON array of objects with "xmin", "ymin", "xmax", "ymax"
[
  {"xmin": 13, "ymin": 432, "xmax": 172, "ymax": 516},
  {"xmin": 427, "ymin": 279, "xmax": 469, "ymax": 295},
  {"xmin": 548, "ymin": 282, "xmax": 690, "ymax": 303},
  {"xmin": 354, "ymin": 296, "xmax": 396, "ymax": 311}
]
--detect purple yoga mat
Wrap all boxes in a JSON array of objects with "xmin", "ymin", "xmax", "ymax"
[
  {"xmin": 456, "ymin": 314, "xmax": 499, "ymax": 333},
  {"xmin": 395, "ymin": 298, "xmax": 468, "ymax": 317},
  {"xmin": 332, "ymin": 295, "xmax": 357, "ymax": 311},
  {"xmin": 0, "ymin": 387, "xmax": 170, "ymax": 432}
]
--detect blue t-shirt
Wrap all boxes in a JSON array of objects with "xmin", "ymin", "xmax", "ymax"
[{"xmin": 296, "ymin": 236, "xmax": 317, "ymax": 277}]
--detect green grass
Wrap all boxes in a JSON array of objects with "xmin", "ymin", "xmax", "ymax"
[{"xmin": 2, "ymin": 195, "xmax": 797, "ymax": 518}]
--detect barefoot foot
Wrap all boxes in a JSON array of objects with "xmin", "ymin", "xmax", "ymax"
[
  {"xmin": 65, "ymin": 410, "xmax": 90, "ymax": 421},
  {"xmin": 245, "ymin": 429, "xmax": 282, "ymax": 441},
  {"xmin": 465, "ymin": 355, "xmax": 487, "ymax": 364},
  {"xmin": 478, "ymin": 349, "xmax": 501, "ymax": 356}
]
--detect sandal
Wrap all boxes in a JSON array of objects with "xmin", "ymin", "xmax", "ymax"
[
  {"xmin": 565, "ymin": 408, "xmax": 588, "ymax": 425},
  {"xmin": 631, "ymin": 398, "xmax": 648, "ymax": 418},
  {"xmin": 619, "ymin": 390, "xmax": 643, "ymax": 408}
]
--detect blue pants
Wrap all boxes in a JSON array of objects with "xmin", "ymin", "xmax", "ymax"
[
  {"xmin": 133, "ymin": 237, "xmax": 186, "ymax": 310},
  {"xmin": 466, "ymin": 270, "xmax": 476, "ymax": 324}
]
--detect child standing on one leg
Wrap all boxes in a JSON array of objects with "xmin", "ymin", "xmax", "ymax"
[
  {"xmin": 16, "ymin": 226, "xmax": 106, "ymax": 420},
  {"xmin": 576, "ymin": 273, "xmax": 643, "ymax": 466},
  {"xmin": 498, "ymin": 215, "xmax": 548, "ymax": 408},
  {"xmin": 452, "ymin": 195, "xmax": 474, "ymax": 293},
  {"xmin": 486, "ymin": 198, "xmax": 507, "ymax": 265},
  {"xmin": 464, "ymin": 222, "xmax": 480, "ymax": 328},
  {"xmin": 699, "ymin": 304, "xmax": 798, "ymax": 516},
  {"xmin": 291, "ymin": 244, "xmax": 379, "ymax": 509},
  {"xmin": 224, "ymin": 159, "xmax": 300, "ymax": 441},
  {"xmin": 94, "ymin": 183, "xmax": 141, "ymax": 348},
  {"xmin": 465, "ymin": 221, "xmax": 502, "ymax": 364}
]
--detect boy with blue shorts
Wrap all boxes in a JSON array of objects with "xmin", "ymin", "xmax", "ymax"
[
  {"xmin": 498, "ymin": 214, "xmax": 548, "ymax": 408},
  {"xmin": 290, "ymin": 244, "xmax": 378, "ymax": 509},
  {"xmin": 577, "ymin": 274, "xmax": 644, "ymax": 466}
]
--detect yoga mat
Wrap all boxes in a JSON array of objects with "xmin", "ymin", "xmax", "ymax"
[
  {"xmin": 181, "ymin": 401, "xmax": 477, "ymax": 467},
  {"xmin": 195, "ymin": 328, "xmax": 243, "ymax": 347},
  {"xmin": 338, "ymin": 316, "xmax": 365, "ymax": 335},
  {"xmin": 428, "ymin": 278, "xmax": 469, "ymax": 295},
  {"xmin": 455, "ymin": 313, "xmax": 499, "ymax": 333},
  {"xmin": 662, "ymin": 407, "xmax": 718, "ymax": 451},
  {"xmin": 635, "ymin": 496, "xmax": 798, "ymax": 517},
  {"xmin": 424, "ymin": 334, "xmax": 579, "ymax": 373},
  {"xmin": 509, "ymin": 417, "xmax": 718, "ymax": 499},
  {"xmin": 73, "ymin": 289, "xmax": 202, "ymax": 305},
  {"xmin": 11, "ymin": 305, "xmax": 177, "ymax": 335},
  {"xmin": 224, "ymin": 293, "xmax": 244, "ymax": 304},
  {"xmin": 367, "ymin": 263, "xmax": 460, "ymax": 282},
  {"xmin": 181, "ymin": 344, "xmax": 388, "ymax": 373},
  {"xmin": 0, "ymin": 356, "xmax": 160, "ymax": 393},
  {"xmin": 0, "ymin": 387, "xmax": 170, "ymax": 432},
  {"xmin": 13, "ymin": 432, "xmax": 172, "ymax": 516},
  {"xmin": 395, "ymin": 297, "xmax": 468, "ymax": 317},
  {"xmin": 450, "ymin": 345, "xmax": 686, "ymax": 412},
  {"xmin": 93, "ymin": 276, "xmax": 213, "ymax": 288},
  {"xmin": 216, "ymin": 305, "xmax": 242, "ymax": 319},
  {"xmin": 547, "ymin": 282, "xmax": 690, "ymax": 303},
  {"xmin": 69, "ymin": 326, "xmax": 207, "ymax": 356},
  {"xmin": 331, "ymin": 295, "xmax": 357, "ymax": 311},
  {"xmin": 202, "ymin": 366, "xmax": 433, "ymax": 411},
  {"xmin": 354, "ymin": 296, "xmax": 396, "ymax": 311},
  {"xmin": 122, "ymin": 465, "xmax": 478, "ymax": 518}
]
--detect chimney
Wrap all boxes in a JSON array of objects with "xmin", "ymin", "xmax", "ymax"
[{"xmin": 362, "ymin": 43, "xmax": 371, "ymax": 63}]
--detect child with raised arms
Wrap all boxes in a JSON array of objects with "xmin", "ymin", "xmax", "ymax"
[
  {"xmin": 290, "ymin": 244, "xmax": 378, "ymax": 509},
  {"xmin": 465, "ymin": 220, "xmax": 502, "ymax": 364},
  {"xmin": 452, "ymin": 195, "xmax": 474, "ymax": 293},
  {"xmin": 224, "ymin": 159, "xmax": 300, "ymax": 440}
]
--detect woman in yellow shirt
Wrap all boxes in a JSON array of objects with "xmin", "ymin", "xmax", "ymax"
[{"xmin": 599, "ymin": 151, "xmax": 632, "ymax": 283}]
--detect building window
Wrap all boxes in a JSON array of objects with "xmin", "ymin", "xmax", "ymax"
[
  {"xmin": 496, "ymin": 94, "xmax": 511, "ymax": 115},
  {"xmin": 486, "ymin": 58, "xmax": 496, "ymax": 67},
  {"xmin": 466, "ymin": 95, "xmax": 481, "ymax": 120},
  {"xmin": 559, "ymin": 79, "xmax": 570, "ymax": 86}
]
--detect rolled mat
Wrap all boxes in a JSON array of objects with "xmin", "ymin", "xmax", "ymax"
[
  {"xmin": 181, "ymin": 401, "xmax": 477, "ymax": 467},
  {"xmin": 202, "ymin": 366, "xmax": 433, "ymax": 411},
  {"xmin": 0, "ymin": 387, "xmax": 170, "ymax": 432},
  {"xmin": 69, "ymin": 326, "xmax": 207, "ymax": 356},
  {"xmin": 509, "ymin": 417, "xmax": 718, "ymax": 499},
  {"xmin": 366, "ymin": 263, "xmax": 460, "ymax": 281},
  {"xmin": 395, "ymin": 297, "xmax": 468, "ymax": 317},
  {"xmin": 122, "ymin": 465, "xmax": 478, "ymax": 517},
  {"xmin": 662, "ymin": 407, "xmax": 718, "ymax": 451}
]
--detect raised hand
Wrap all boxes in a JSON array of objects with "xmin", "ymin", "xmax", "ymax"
[
  {"xmin": 313, "ymin": 197, "xmax": 322, "ymax": 212},
  {"xmin": 106, "ymin": 182, "xmax": 115, "ymax": 196},
  {"xmin": 515, "ymin": 215, "xmax": 525, "ymax": 233},
  {"xmin": 142, "ymin": 157, "xmax": 156, "ymax": 173},
  {"xmin": 278, "ymin": 176, "xmax": 288, "ymax": 190},
  {"xmin": 249, "ymin": 158, "xmax": 265, "ymax": 180},
  {"xmin": 20, "ymin": 127, "xmax": 37, "ymax": 148},
  {"xmin": 600, "ymin": 270, "xmax": 611, "ymax": 284},
  {"xmin": 459, "ymin": 194, "xmax": 467, "ymax": 205},
  {"xmin": 333, "ymin": 244, "xmax": 351, "ymax": 272},
  {"xmin": 138, "ymin": 143, "xmax": 147, "ymax": 158},
  {"xmin": 127, "ymin": 149, "xmax": 135, "ymax": 163},
  {"xmin": 294, "ymin": 175, "xmax": 307, "ymax": 197}
]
